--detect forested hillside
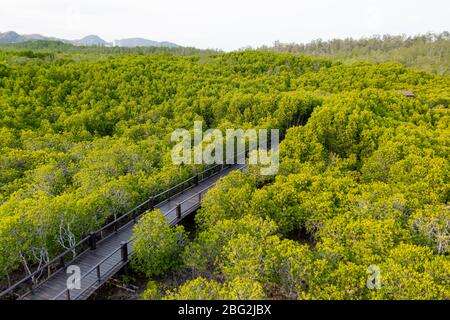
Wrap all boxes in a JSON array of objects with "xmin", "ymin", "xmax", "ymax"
[
  {"xmin": 0, "ymin": 47, "xmax": 448, "ymax": 299},
  {"xmin": 263, "ymin": 32, "xmax": 450, "ymax": 76}
]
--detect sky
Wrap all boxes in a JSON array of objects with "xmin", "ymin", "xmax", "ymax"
[{"xmin": 1, "ymin": 0, "xmax": 449, "ymax": 51}]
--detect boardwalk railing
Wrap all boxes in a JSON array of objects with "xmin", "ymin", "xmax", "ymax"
[
  {"xmin": 51, "ymin": 163, "xmax": 245, "ymax": 301},
  {"xmin": 52, "ymin": 240, "xmax": 135, "ymax": 300},
  {"xmin": 48, "ymin": 167, "xmax": 248, "ymax": 300},
  {"xmin": 0, "ymin": 147, "xmax": 254, "ymax": 300}
]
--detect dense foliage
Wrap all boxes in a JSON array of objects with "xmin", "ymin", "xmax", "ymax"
[
  {"xmin": 135, "ymin": 53, "xmax": 449, "ymax": 300},
  {"xmin": 0, "ymin": 48, "xmax": 332, "ymax": 287},
  {"xmin": 131, "ymin": 210, "xmax": 186, "ymax": 277},
  {"xmin": 0, "ymin": 45, "xmax": 448, "ymax": 300}
]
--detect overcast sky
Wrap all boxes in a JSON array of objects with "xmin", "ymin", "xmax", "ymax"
[{"xmin": 1, "ymin": 0, "xmax": 449, "ymax": 51}]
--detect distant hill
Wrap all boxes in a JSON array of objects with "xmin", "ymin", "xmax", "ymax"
[
  {"xmin": 0, "ymin": 31, "xmax": 63, "ymax": 44},
  {"xmin": 0, "ymin": 31, "xmax": 180, "ymax": 48},
  {"xmin": 72, "ymin": 35, "xmax": 111, "ymax": 47},
  {"xmin": 0, "ymin": 31, "xmax": 23, "ymax": 43},
  {"xmin": 114, "ymin": 38, "xmax": 179, "ymax": 48}
]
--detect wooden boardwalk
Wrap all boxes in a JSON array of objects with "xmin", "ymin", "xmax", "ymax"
[{"xmin": 20, "ymin": 164, "xmax": 245, "ymax": 300}]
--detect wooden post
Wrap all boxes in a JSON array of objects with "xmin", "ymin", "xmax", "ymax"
[
  {"xmin": 89, "ymin": 232, "xmax": 97, "ymax": 250},
  {"xmin": 28, "ymin": 277, "xmax": 34, "ymax": 294},
  {"xmin": 66, "ymin": 289, "xmax": 71, "ymax": 300},
  {"xmin": 194, "ymin": 173, "xmax": 199, "ymax": 185},
  {"xmin": 121, "ymin": 242, "xmax": 128, "ymax": 262},
  {"xmin": 176, "ymin": 203, "xmax": 181, "ymax": 219},
  {"xmin": 198, "ymin": 192, "xmax": 202, "ymax": 203},
  {"xmin": 149, "ymin": 196, "xmax": 155, "ymax": 211},
  {"xmin": 96, "ymin": 265, "xmax": 101, "ymax": 282},
  {"xmin": 121, "ymin": 242, "xmax": 129, "ymax": 275}
]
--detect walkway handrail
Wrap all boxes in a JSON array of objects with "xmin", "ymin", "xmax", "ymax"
[
  {"xmin": 49, "ymin": 174, "xmax": 233, "ymax": 300},
  {"xmin": 0, "ymin": 234, "xmax": 91, "ymax": 299},
  {"xmin": 0, "ymin": 145, "xmax": 254, "ymax": 299},
  {"xmin": 50, "ymin": 164, "xmax": 246, "ymax": 300},
  {"xmin": 165, "ymin": 164, "xmax": 247, "ymax": 222},
  {"xmin": 52, "ymin": 239, "xmax": 135, "ymax": 300}
]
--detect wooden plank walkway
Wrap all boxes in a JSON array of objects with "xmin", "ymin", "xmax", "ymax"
[{"xmin": 20, "ymin": 164, "xmax": 245, "ymax": 300}]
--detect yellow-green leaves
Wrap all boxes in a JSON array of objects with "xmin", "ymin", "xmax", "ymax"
[
  {"xmin": 195, "ymin": 171, "xmax": 257, "ymax": 229},
  {"xmin": 131, "ymin": 210, "xmax": 187, "ymax": 277},
  {"xmin": 163, "ymin": 276, "xmax": 266, "ymax": 300}
]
